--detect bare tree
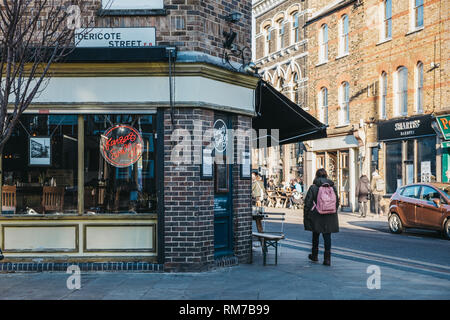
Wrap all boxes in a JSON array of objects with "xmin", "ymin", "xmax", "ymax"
[{"xmin": 0, "ymin": 0, "xmax": 88, "ymax": 154}]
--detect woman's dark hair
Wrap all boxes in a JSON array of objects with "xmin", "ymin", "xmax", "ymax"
[{"xmin": 315, "ymin": 168, "xmax": 328, "ymax": 179}]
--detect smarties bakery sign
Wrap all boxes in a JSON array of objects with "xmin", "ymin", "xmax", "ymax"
[
  {"xmin": 100, "ymin": 125, "xmax": 144, "ymax": 167},
  {"xmin": 76, "ymin": 28, "xmax": 156, "ymax": 48}
]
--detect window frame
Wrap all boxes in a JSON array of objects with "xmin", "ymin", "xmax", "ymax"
[
  {"xmin": 395, "ymin": 66, "xmax": 408, "ymax": 116},
  {"xmin": 339, "ymin": 15, "xmax": 349, "ymax": 56},
  {"xmin": 319, "ymin": 24, "xmax": 328, "ymax": 64},
  {"xmin": 318, "ymin": 87, "xmax": 328, "ymax": 125},
  {"xmin": 339, "ymin": 82, "xmax": 350, "ymax": 125},
  {"xmin": 380, "ymin": 72, "xmax": 388, "ymax": 119},
  {"xmin": 383, "ymin": 0, "xmax": 392, "ymax": 40},
  {"xmin": 415, "ymin": 61, "xmax": 424, "ymax": 113}
]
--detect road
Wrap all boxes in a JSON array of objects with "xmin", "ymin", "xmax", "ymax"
[{"xmin": 265, "ymin": 209, "xmax": 450, "ymax": 277}]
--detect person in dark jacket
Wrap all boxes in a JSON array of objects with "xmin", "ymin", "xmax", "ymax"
[
  {"xmin": 356, "ymin": 175, "xmax": 371, "ymax": 218},
  {"xmin": 303, "ymin": 168, "xmax": 339, "ymax": 266}
]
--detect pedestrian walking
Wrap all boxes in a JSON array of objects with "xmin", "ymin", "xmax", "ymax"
[
  {"xmin": 303, "ymin": 168, "xmax": 339, "ymax": 266},
  {"xmin": 252, "ymin": 173, "xmax": 266, "ymax": 207},
  {"xmin": 356, "ymin": 175, "xmax": 371, "ymax": 218},
  {"xmin": 370, "ymin": 170, "xmax": 384, "ymax": 216}
]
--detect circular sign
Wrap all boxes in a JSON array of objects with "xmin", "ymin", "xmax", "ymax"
[
  {"xmin": 213, "ymin": 119, "xmax": 228, "ymax": 153},
  {"xmin": 100, "ymin": 125, "xmax": 144, "ymax": 167}
]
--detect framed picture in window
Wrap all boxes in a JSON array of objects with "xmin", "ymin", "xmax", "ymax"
[
  {"xmin": 201, "ymin": 147, "xmax": 213, "ymax": 180},
  {"xmin": 240, "ymin": 151, "xmax": 251, "ymax": 180},
  {"xmin": 215, "ymin": 163, "xmax": 229, "ymax": 193},
  {"xmin": 29, "ymin": 136, "xmax": 51, "ymax": 166}
]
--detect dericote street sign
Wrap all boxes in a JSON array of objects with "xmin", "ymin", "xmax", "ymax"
[
  {"xmin": 75, "ymin": 28, "xmax": 156, "ymax": 48},
  {"xmin": 436, "ymin": 115, "xmax": 450, "ymax": 140}
]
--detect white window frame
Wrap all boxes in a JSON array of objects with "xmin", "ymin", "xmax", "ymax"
[
  {"xmin": 264, "ymin": 27, "xmax": 271, "ymax": 56},
  {"xmin": 319, "ymin": 24, "xmax": 328, "ymax": 64},
  {"xmin": 380, "ymin": 72, "xmax": 388, "ymax": 119},
  {"xmin": 415, "ymin": 62, "xmax": 424, "ymax": 113},
  {"xmin": 318, "ymin": 87, "xmax": 328, "ymax": 125},
  {"xmin": 278, "ymin": 19, "xmax": 285, "ymax": 50},
  {"xmin": 381, "ymin": 0, "xmax": 392, "ymax": 41},
  {"xmin": 291, "ymin": 12, "xmax": 300, "ymax": 44},
  {"xmin": 410, "ymin": 0, "xmax": 424, "ymax": 30},
  {"xmin": 339, "ymin": 15, "xmax": 349, "ymax": 56},
  {"xmin": 394, "ymin": 66, "xmax": 408, "ymax": 116},
  {"xmin": 339, "ymin": 82, "xmax": 350, "ymax": 125}
]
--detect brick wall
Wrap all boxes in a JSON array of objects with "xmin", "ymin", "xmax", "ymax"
[
  {"xmin": 232, "ymin": 115, "xmax": 252, "ymax": 264},
  {"xmin": 79, "ymin": 0, "xmax": 252, "ymax": 62},
  {"xmin": 163, "ymin": 109, "xmax": 252, "ymax": 271},
  {"xmin": 163, "ymin": 108, "xmax": 215, "ymax": 272}
]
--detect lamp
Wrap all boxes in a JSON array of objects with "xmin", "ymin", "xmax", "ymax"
[{"xmin": 224, "ymin": 12, "xmax": 242, "ymax": 23}]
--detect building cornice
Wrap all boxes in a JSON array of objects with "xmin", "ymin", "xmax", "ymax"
[
  {"xmin": 252, "ymin": 0, "xmax": 288, "ymax": 19},
  {"xmin": 256, "ymin": 40, "xmax": 308, "ymax": 66}
]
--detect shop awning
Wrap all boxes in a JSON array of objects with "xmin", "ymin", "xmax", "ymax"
[{"xmin": 253, "ymin": 80, "xmax": 327, "ymax": 147}]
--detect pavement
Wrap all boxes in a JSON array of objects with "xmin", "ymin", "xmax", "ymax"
[{"xmin": 0, "ymin": 209, "xmax": 449, "ymax": 300}]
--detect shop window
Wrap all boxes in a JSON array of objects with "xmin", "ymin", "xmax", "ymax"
[
  {"xmin": 339, "ymin": 151, "xmax": 350, "ymax": 208},
  {"xmin": 417, "ymin": 136, "xmax": 436, "ymax": 182},
  {"xmin": 84, "ymin": 115, "xmax": 157, "ymax": 214},
  {"xmin": 386, "ymin": 142, "xmax": 402, "ymax": 194},
  {"xmin": 1, "ymin": 114, "xmax": 157, "ymax": 215},
  {"xmin": 317, "ymin": 153, "xmax": 325, "ymax": 169},
  {"xmin": 370, "ymin": 147, "xmax": 379, "ymax": 175},
  {"xmin": 2, "ymin": 115, "xmax": 78, "ymax": 214}
]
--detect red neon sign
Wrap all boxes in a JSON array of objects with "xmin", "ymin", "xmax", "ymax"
[{"xmin": 100, "ymin": 125, "xmax": 144, "ymax": 167}]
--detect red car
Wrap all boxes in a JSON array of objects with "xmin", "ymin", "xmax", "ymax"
[{"xmin": 388, "ymin": 183, "xmax": 450, "ymax": 239}]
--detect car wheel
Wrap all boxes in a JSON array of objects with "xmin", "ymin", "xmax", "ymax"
[
  {"xmin": 389, "ymin": 213, "xmax": 403, "ymax": 234},
  {"xmin": 444, "ymin": 219, "xmax": 450, "ymax": 240}
]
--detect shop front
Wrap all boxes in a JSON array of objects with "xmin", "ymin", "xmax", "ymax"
[
  {"xmin": 435, "ymin": 114, "xmax": 450, "ymax": 182},
  {"xmin": 305, "ymin": 135, "xmax": 359, "ymax": 212},
  {"xmin": 378, "ymin": 114, "xmax": 437, "ymax": 195},
  {"xmin": 0, "ymin": 47, "xmax": 258, "ymax": 272}
]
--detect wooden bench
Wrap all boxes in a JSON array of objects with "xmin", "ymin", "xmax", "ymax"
[{"xmin": 252, "ymin": 232, "xmax": 285, "ymax": 266}]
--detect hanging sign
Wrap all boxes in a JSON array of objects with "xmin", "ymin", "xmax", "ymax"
[{"xmin": 100, "ymin": 125, "xmax": 144, "ymax": 167}]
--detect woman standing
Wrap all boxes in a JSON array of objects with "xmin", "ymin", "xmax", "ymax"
[
  {"xmin": 303, "ymin": 168, "xmax": 339, "ymax": 266},
  {"xmin": 356, "ymin": 175, "xmax": 371, "ymax": 218}
]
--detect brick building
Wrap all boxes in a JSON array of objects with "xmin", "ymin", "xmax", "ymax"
[
  {"xmin": 252, "ymin": 0, "xmax": 311, "ymax": 186},
  {"xmin": 304, "ymin": 0, "xmax": 448, "ymax": 212},
  {"xmin": 0, "ymin": 0, "xmax": 258, "ymax": 272}
]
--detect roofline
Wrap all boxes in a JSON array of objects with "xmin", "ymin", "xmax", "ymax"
[{"xmin": 305, "ymin": 0, "xmax": 357, "ymax": 27}]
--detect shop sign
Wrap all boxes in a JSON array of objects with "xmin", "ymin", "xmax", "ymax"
[
  {"xmin": 378, "ymin": 114, "xmax": 434, "ymax": 142},
  {"xmin": 75, "ymin": 28, "xmax": 156, "ymax": 48},
  {"xmin": 436, "ymin": 115, "xmax": 450, "ymax": 140},
  {"xmin": 100, "ymin": 125, "xmax": 144, "ymax": 167},
  {"xmin": 213, "ymin": 119, "xmax": 228, "ymax": 153}
]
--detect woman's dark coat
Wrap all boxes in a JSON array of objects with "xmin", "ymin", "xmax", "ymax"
[
  {"xmin": 356, "ymin": 175, "xmax": 371, "ymax": 202},
  {"xmin": 303, "ymin": 177, "xmax": 340, "ymax": 234}
]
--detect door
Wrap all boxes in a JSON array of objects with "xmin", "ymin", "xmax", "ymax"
[
  {"xmin": 398, "ymin": 185, "xmax": 421, "ymax": 226},
  {"xmin": 416, "ymin": 185, "xmax": 445, "ymax": 228},
  {"xmin": 339, "ymin": 150, "xmax": 350, "ymax": 208},
  {"xmin": 213, "ymin": 114, "xmax": 233, "ymax": 257}
]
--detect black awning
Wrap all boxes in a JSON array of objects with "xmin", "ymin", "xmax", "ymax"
[{"xmin": 253, "ymin": 80, "xmax": 327, "ymax": 147}]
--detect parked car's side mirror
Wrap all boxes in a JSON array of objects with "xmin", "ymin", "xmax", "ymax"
[{"xmin": 432, "ymin": 198, "xmax": 441, "ymax": 207}]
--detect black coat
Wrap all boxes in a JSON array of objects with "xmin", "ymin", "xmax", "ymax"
[{"xmin": 303, "ymin": 177, "xmax": 340, "ymax": 234}]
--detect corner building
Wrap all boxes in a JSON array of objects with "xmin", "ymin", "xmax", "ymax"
[
  {"xmin": 0, "ymin": 0, "xmax": 257, "ymax": 272},
  {"xmin": 305, "ymin": 0, "xmax": 448, "ymax": 212}
]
